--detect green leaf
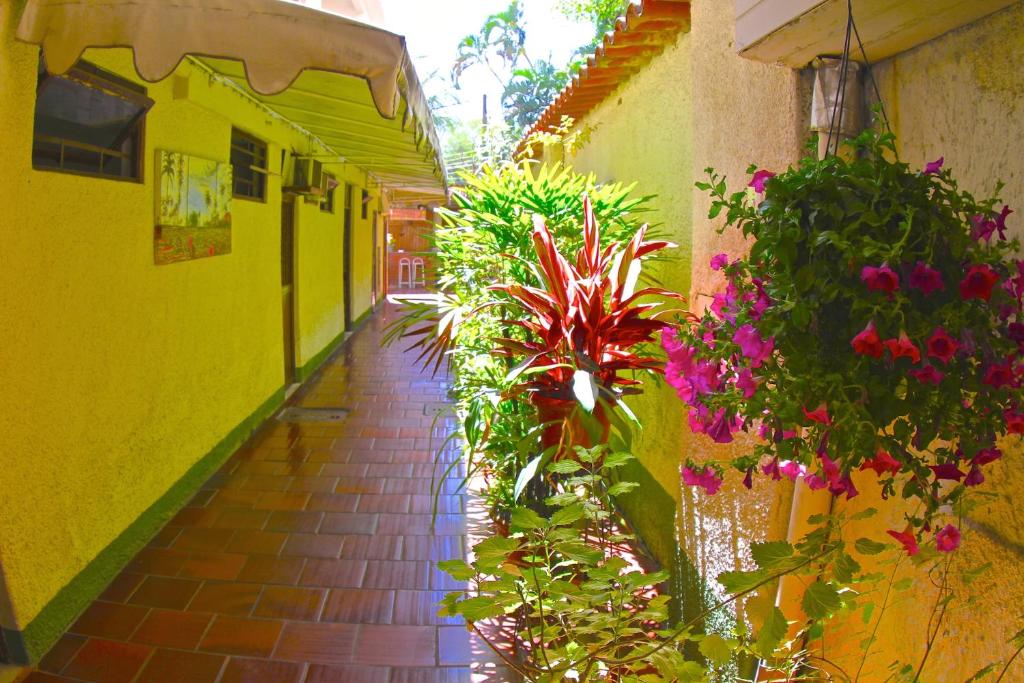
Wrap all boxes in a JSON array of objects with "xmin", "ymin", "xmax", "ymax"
[
  {"xmin": 833, "ymin": 552, "xmax": 861, "ymax": 584},
  {"xmin": 750, "ymin": 541, "xmax": 794, "ymax": 570},
  {"xmin": 801, "ymin": 580, "xmax": 841, "ymax": 619},
  {"xmin": 457, "ymin": 595, "xmax": 508, "ymax": 621},
  {"xmin": 850, "ymin": 507, "xmax": 878, "ymax": 521},
  {"xmin": 698, "ymin": 633, "xmax": 733, "ymax": 668},
  {"xmin": 607, "ymin": 481, "xmax": 639, "ymax": 497},
  {"xmin": 513, "ymin": 455, "xmax": 542, "ymax": 501},
  {"xmin": 855, "ymin": 538, "xmax": 888, "ymax": 555},
  {"xmin": 436, "ymin": 559, "xmax": 475, "ymax": 581},
  {"xmin": 547, "ymin": 460, "xmax": 582, "ymax": 474},
  {"xmin": 510, "ymin": 507, "xmax": 546, "ymax": 531},
  {"xmin": 754, "ymin": 606, "xmax": 789, "ymax": 657},
  {"xmin": 473, "ymin": 535, "xmax": 520, "ymax": 567},
  {"xmin": 549, "ymin": 503, "xmax": 585, "ymax": 527},
  {"xmin": 717, "ymin": 569, "xmax": 769, "ymax": 594},
  {"xmin": 964, "ymin": 663, "xmax": 999, "ymax": 682}
]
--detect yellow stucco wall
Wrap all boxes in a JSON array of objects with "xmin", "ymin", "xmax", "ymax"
[
  {"xmin": 0, "ymin": 1, "xmax": 376, "ymax": 641},
  {"xmin": 826, "ymin": 5, "xmax": 1024, "ymax": 679}
]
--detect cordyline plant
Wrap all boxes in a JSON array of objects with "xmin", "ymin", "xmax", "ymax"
[
  {"xmin": 493, "ymin": 196, "xmax": 687, "ymax": 449},
  {"xmin": 665, "ymin": 128, "xmax": 1022, "ymax": 555}
]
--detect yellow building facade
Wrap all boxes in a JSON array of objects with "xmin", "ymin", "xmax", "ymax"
[
  {"xmin": 0, "ymin": 0, "xmax": 443, "ymax": 664},
  {"xmin": 532, "ymin": 0, "xmax": 1024, "ymax": 677}
]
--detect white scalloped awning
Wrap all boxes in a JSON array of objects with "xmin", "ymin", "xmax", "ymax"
[{"xmin": 16, "ymin": 0, "xmax": 446, "ymax": 197}]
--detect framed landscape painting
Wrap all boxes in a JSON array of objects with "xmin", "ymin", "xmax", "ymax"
[{"xmin": 155, "ymin": 150, "xmax": 232, "ymax": 265}]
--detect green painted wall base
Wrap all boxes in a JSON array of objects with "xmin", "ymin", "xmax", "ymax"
[{"xmin": 9, "ymin": 385, "xmax": 286, "ymax": 664}]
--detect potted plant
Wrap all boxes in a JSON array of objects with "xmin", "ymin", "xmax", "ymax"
[{"xmin": 666, "ymin": 128, "xmax": 1022, "ymax": 552}]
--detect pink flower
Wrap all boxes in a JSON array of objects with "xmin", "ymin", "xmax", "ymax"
[
  {"xmin": 887, "ymin": 528, "xmax": 919, "ymax": 556},
  {"xmin": 851, "ymin": 321, "xmax": 884, "ymax": 359},
  {"xmin": 925, "ymin": 328, "xmax": 959, "ymax": 364},
  {"xmin": 924, "ymin": 157, "xmax": 944, "ymax": 175},
  {"xmin": 682, "ymin": 465, "xmax": 722, "ymax": 495},
  {"xmin": 706, "ymin": 408, "xmax": 737, "ymax": 444},
  {"xmin": 804, "ymin": 473, "xmax": 827, "ymax": 490},
  {"xmin": 1005, "ymin": 409, "xmax": 1024, "ymax": 434},
  {"xmin": 861, "ymin": 265, "xmax": 900, "ymax": 294},
  {"xmin": 983, "ymin": 363, "xmax": 1014, "ymax": 389},
  {"xmin": 996, "ymin": 205, "xmax": 1014, "ymax": 241},
  {"xmin": 971, "ymin": 214, "xmax": 997, "ymax": 242},
  {"xmin": 935, "ymin": 524, "xmax": 961, "ymax": 552},
  {"xmin": 860, "ymin": 449, "xmax": 901, "ymax": 476},
  {"xmin": 965, "ymin": 464, "xmax": 985, "ymax": 487},
  {"xmin": 779, "ymin": 460, "xmax": 806, "ymax": 482},
  {"xmin": 748, "ymin": 169, "xmax": 775, "ymax": 193},
  {"xmin": 909, "ymin": 262, "xmax": 944, "ymax": 295},
  {"xmin": 930, "ymin": 463, "xmax": 965, "ymax": 481},
  {"xmin": 802, "ymin": 403, "xmax": 832, "ymax": 425},
  {"xmin": 973, "ymin": 447, "xmax": 1002, "ymax": 466},
  {"xmin": 883, "ymin": 332, "xmax": 921, "ymax": 364},
  {"xmin": 732, "ymin": 324, "xmax": 774, "ymax": 367},
  {"xmin": 909, "ymin": 365, "xmax": 944, "ymax": 385},
  {"xmin": 710, "ymin": 253, "xmax": 729, "ymax": 271},
  {"xmin": 960, "ymin": 264, "xmax": 1000, "ymax": 301},
  {"xmin": 734, "ymin": 369, "xmax": 757, "ymax": 398}
]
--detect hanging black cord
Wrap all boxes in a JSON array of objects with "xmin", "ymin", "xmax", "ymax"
[
  {"xmin": 850, "ymin": 0, "xmax": 893, "ymax": 135},
  {"xmin": 824, "ymin": 1, "xmax": 854, "ymax": 156}
]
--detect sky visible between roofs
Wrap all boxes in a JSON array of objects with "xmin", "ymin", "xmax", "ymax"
[{"xmin": 378, "ymin": 0, "xmax": 592, "ymax": 123}]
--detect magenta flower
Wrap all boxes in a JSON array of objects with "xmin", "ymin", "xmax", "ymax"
[
  {"xmin": 930, "ymin": 463, "xmax": 965, "ymax": 481},
  {"xmin": 682, "ymin": 465, "xmax": 722, "ymax": 495},
  {"xmin": 909, "ymin": 365, "xmax": 944, "ymax": 384},
  {"xmin": 779, "ymin": 460, "xmax": 806, "ymax": 482},
  {"xmin": 802, "ymin": 403, "xmax": 832, "ymax": 425},
  {"xmin": 687, "ymin": 405, "xmax": 709, "ymax": 434},
  {"xmin": 935, "ymin": 524, "xmax": 961, "ymax": 552},
  {"xmin": 861, "ymin": 265, "xmax": 900, "ymax": 295},
  {"xmin": 706, "ymin": 408, "xmax": 738, "ymax": 444},
  {"xmin": 761, "ymin": 459, "xmax": 781, "ymax": 481},
  {"xmin": 971, "ymin": 214, "xmax": 997, "ymax": 242},
  {"xmin": 860, "ymin": 449, "xmax": 901, "ymax": 476},
  {"xmin": 965, "ymin": 464, "xmax": 985, "ymax": 487},
  {"xmin": 883, "ymin": 332, "xmax": 921, "ymax": 364},
  {"xmin": 924, "ymin": 157, "xmax": 944, "ymax": 175},
  {"xmin": 996, "ymin": 205, "xmax": 1014, "ymax": 241},
  {"xmin": 851, "ymin": 320, "xmax": 885, "ymax": 359},
  {"xmin": 888, "ymin": 528, "xmax": 920, "ymax": 556},
  {"xmin": 804, "ymin": 473, "xmax": 827, "ymax": 491},
  {"xmin": 734, "ymin": 368, "xmax": 757, "ymax": 398},
  {"xmin": 982, "ymin": 362, "xmax": 1014, "ymax": 389},
  {"xmin": 960, "ymin": 264, "xmax": 1000, "ymax": 301},
  {"xmin": 925, "ymin": 327, "xmax": 959, "ymax": 364},
  {"xmin": 710, "ymin": 253, "xmax": 729, "ymax": 271},
  {"xmin": 973, "ymin": 447, "xmax": 1002, "ymax": 465},
  {"xmin": 732, "ymin": 324, "xmax": 774, "ymax": 367},
  {"xmin": 1009, "ymin": 323, "xmax": 1024, "ymax": 344},
  {"xmin": 748, "ymin": 169, "xmax": 775, "ymax": 193},
  {"xmin": 909, "ymin": 262, "xmax": 944, "ymax": 295},
  {"xmin": 1006, "ymin": 409, "xmax": 1024, "ymax": 434}
]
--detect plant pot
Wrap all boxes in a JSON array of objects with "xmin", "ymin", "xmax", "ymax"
[{"xmin": 532, "ymin": 395, "xmax": 611, "ymax": 461}]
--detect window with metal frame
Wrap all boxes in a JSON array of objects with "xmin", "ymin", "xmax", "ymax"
[
  {"xmin": 32, "ymin": 59, "xmax": 152, "ymax": 181},
  {"xmin": 231, "ymin": 128, "xmax": 268, "ymax": 201}
]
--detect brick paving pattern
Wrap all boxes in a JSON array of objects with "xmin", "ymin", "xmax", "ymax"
[{"xmin": 26, "ymin": 305, "xmax": 512, "ymax": 682}]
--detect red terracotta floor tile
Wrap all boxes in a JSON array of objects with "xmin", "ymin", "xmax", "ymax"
[
  {"xmin": 342, "ymin": 535, "xmax": 403, "ymax": 561},
  {"xmin": 273, "ymin": 622, "xmax": 358, "ymax": 665},
  {"xmin": 321, "ymin": 589, "xmax": 394, "ymax": 624},
  {"xmin": 237, "ymin": 556, "xmax": 306, "ymax": 585},
  {"xmin": 298, "ymin": 559, "xmax": 367, "ymax": 588},
  {"xmin": 97, "ymin": 572, "xmax": 145, "ymax": 603},
  {"xmin": 255, "ymin": 491, "xmax": 310, "ymax": 511},
  {"xmin": 219, "ymin": 657, "xmax": 305, "ymax": 683},
  {"xmin": 392, "ymin": 591, "xmax": 462, "ymax": 626},
  {"xmin": 135, "ymin": 648, "xmax": 225, "ymax": 682},
  {"xmin": 146, "ymin": 526, "xmax": 183, "ymax": 549},
  {"xmin": 69, "ymin": 601, "xmax": 149, "ymax": 640},
  {"xmin": 127, "ymin": 576, "xmax": 202, "ymax": 610},
  {"xmin": 352, "ymin": 625, "xmax": 436, "ymax": 667},
  {"xmin": 226, "ymin": 529, "xmax": 288, "ymax": 555},
  {"xmin": 171, "ymin": 527, "xmax": 235, "ymax": 553},
  {"xmin": 187, "ymin": 582, "xmax": 262, "ymax": 615},
  {"xmin": 199, "ymin": 615, "xmax": 283, "ymax": 657},
  {"xmin": 130, "ymin": 609, "xmax": 212, "ymax": 649},
  {"xmin": 265, "ymin": 510, "xmax": 323, "ymax": 533},
  {"xmin": 178, "ymin": 551, "xmax": 248, "ymax": 580},
  {"xmin": 306, "ymin": 492, "xmax": 361, "ymax": 512},
  {"xmin": 212, "ymin": 508, "xmax": 271, "ymax": 530},
  {"xmin": 282, "ymin": 532, "xmax": 344, "ymax": 558},
  {"xmin": 252, "ymin": 585, "xmax": 326, "ymax": 620},
  {"xmin": 319, "ymin": 513, "xmax": 379, "ymax": 535},
  {"xmin": 62, "ymin": 638, "xmax": 152, "ymax": 683},
  {"xmin": 305, "ymin": 664, "xmax": 390, "ymax": 683},
  {"xmin": 362, "ymin": 561, "xmax": 431, "ymax": 590},
  {"xmin": 125, "ymin": 548, "xmax": 189, "ymax": 576},
  {"xmin": 37, "ymin": 633, "xmax": 86, "ymax": 673}
]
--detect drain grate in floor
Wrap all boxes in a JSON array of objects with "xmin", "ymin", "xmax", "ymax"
[{"xmin": 277, "ymin": 407, "xmax": 350, "ymax": 423}]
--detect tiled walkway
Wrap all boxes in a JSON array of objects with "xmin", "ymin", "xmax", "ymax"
[{"xmin": 27, "ymin": 304, "xmax": 511, "ymax": 682}]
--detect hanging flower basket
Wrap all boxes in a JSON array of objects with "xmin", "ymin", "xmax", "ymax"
[{"xmin": 665, "ymin": 129, "xmax": 1022, "ymax": 552}]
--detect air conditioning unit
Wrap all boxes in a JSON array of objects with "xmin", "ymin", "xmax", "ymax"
[{"xmin": 286, "ymin": 158, "xmax": 324, "ymax": 196}]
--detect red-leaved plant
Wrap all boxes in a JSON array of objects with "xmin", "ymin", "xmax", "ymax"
[{"xmin": 491, "ymin": 196, "xmax": 689, "ymax": 459}]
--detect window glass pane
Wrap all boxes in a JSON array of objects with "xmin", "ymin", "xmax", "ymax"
[
  {"xmin": 32, "ymin": 62, "xmax": 147, "ymax": 180},
  {"xmin": 231, "ymin": 129, "xmax": 267, "ymax": 200}
]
